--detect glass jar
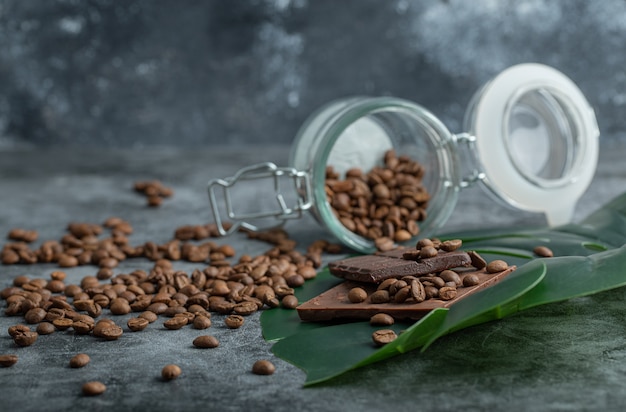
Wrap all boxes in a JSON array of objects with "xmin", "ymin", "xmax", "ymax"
[{"xmin": 208, "ymin": 63, "xmax": 599, "ymax": 254}]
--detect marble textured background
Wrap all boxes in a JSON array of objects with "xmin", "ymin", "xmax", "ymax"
[{"xmin": 1, "ymin": 0, "xmax": 625, "ymax": 148}]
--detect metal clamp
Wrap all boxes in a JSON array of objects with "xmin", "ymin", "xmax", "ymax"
[
  {"xmin": 207, "ymin": 162, "xmax": 313, "ymax": 236},
  {"xmin": 455, "ymin": 133, "xmax": 486, "ymax": 188}
]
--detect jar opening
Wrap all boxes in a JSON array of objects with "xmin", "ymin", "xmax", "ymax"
[{"xmin": 504, "ymin": 87, "xmax": 583, "ymax": 189}]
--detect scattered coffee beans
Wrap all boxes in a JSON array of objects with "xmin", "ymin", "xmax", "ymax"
[
  {"xmin": 252, "ymin": 360, "xmax": 275, "ymax": 375},
  {"xmin": 82, "ymin": 381, "xmax": 106, "ymax": 396},
  {"xmin": 0, "ymin": 354, "xmax": 18, "ymax": 367},
  {"xmin": 372, "ymin": 329, "xmax": 397, "ymax": 346},
  {"xmin": 69, "ymin": 353, "xmax": 90, "ymax": 368},
  {"xmin": 133, "ymin": 180, "xmax": 173, "ymax": 207},
  {"xmin": 161, "ymin": 364, "xmax": 182, "ymax": 381}
]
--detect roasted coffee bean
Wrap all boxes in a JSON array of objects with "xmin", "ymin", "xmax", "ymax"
[
  {"xmin": 233, "ymin": 301, "xmax": 258, "ymax": 316},
  {"xmin": 224, "ymin": 314, "xmax": 245, "ymax": 329},
  {"xmin": 393, "ymin": 285, "xmax": 411, "ymax": 303},
  {"xmin": 127, "ymin": 317, "xmax": 149, "ymax": 332},
  {"xmin": 193, "ymin": 335, "xmax": 219, "ymax": 349},
  {"xmin": 69, "ymin": 353, "xmax": 90, "ymax": 368},
  {"xmin": 438, "ymin": 286, "xmax": 457, "ymax": 301},
  {"xmin": 419, "ymin": 246, "xmax": 438, "ymax": 259},
  {"xmin": 13, "ymin": 330, "xmax": 38, "ymax": 347},
  {"xmin": 53, "ymin": 318, "xmax": 74, "ymax": 330},
  {"xmin": 370, "ymin": 313, "xmax": 395, "ymax": 326},
  {"xmin": 372, "ymin": 329, "xmax": 397, "ymax": 346},
  {"xmin": 440, "ymin": 239, "xmax": 462, "ymax": 252},
  {"xmin": 533, "ymin": 246, "xmax": 554, "ymax": 258},
  {"xmin": 281, "ymin": 295, "xmax": 299, "ymax": 309},
  {"xmin": 252, "ymin": 360, "xmax": 275, "ymax": 375},
  {"xmin": 463, "ymin": 274, "xmax": 480, "ymax": 287},
  {"xmin": 424, "ymin": 285, "xmax": 439, "ymax": 299},
  {"xmin": 374, "ymin": 237, "xmax": 395, "ymax": 252},
  {"xmin": 409, "ymin": 279, "xmax": 426, "ymax": 303},
  {"xmin": 36, "ymin": 322, "xmax": 56, "ymax": 335},
  {"xmin": 109, "ymin": 298, "xmax": 131, "ymax": 315},
  {"xmin": 0, "ymin": 354, "xmax": 18, "ymax": 367},
  {"xmin": 486, "ymin": 260, "xmax": 508, "ymax": 273},
  {"xmin": 163, "ymin": 316, "xmax": 188, "ymax": 330},
  {"xmin": 82, "ymin": 381, "xmax": 106, "ymax": 396},
  {"xmin": 24, "ymin": 308, "xmax": 47, "ymax": 324},
  {"xmin": 439, "ymin": 270, "xmax": 462, "ymax": 287},
  {"xmin": 138, "ymin": 311, "xmax": 158, "ymax": 323},
  {"xmin": 348, "ymin": 287, "xmax": 368, "ymax": 303},
  {"xmin": 192, "ymin": 315, "xmax": 212, "ymax": 330},
  {"xmin": 161, "ymin": 364, "xmax": 182, "ymax": 381},
  {"xmin": 370, "ymin": 290, "xmax": 390, "ymax": 304}
]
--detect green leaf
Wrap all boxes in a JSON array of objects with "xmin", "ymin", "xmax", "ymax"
[{"xmin": 263, "ymin": 191, "xmax": 626, "ymax": 386}]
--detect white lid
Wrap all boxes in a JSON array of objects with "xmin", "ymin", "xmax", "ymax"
[{"xmin": 468, "ymin": 63, "xmax": 599, "ymax": 225}]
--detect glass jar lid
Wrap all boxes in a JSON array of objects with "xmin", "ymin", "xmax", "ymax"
[{"xmin": 464, "ymin": 63, "xmax": 599, "ymax": 225}]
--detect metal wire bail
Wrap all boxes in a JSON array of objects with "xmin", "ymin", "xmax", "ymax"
[{"xmin": 207, "ymin": 162, "xmax": 313, "ymax": 235}]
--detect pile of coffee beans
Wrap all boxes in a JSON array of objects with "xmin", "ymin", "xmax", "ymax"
[
  {"xmin": 325, "ymin": 149, "xmax": 429, "ymax": 243},
  {"xmin": 133, "ymin": 180, "xmax": 174, "ymax": 207},
  {"xmin": 347, "ymin": 238, "xmax": 511, "ymax": 307}
]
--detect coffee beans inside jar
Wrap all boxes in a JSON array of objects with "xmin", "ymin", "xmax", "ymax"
[{"xmin": 325, "ymin": 149, "xmax": 429, "ymax": 244}]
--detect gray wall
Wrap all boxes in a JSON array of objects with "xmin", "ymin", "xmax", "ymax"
[{"xmin": 1, "ymin": 0, "xmax": 625, "ymax": 148}]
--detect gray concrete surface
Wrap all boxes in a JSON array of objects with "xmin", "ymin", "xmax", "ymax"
[{"xmin": 1, "ymin": 143, "xmax": 626, "ymax": 411}]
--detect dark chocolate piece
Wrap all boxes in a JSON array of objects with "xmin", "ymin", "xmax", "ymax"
[
  {"xmin": 328, "ymin": 251, "xmax": 473, "ymax": 283},
  {"xmin": 468, "ymin": 250, "xmax": 487, "ymax": 269},
  {"xmin": 297, "ymin": 266, "xmax": 516, "ymax": 322},
  {"xmin": 328, "ymin": 255, "xmax": 420, "ymax": 283}
]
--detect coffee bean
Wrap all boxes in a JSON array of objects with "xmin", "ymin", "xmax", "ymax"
[
  {"xmin": 13, "ymin": 330, "xmax": 38, "ymax": 347},
  {"xmin": 348, "ymin": 287, "xmax": 368, "ymax": 303},
  {"xmin": 127, "ymin": 317, "xmax": 149, "ymax": 332},
  {"xmin": 138, "ymin": 311, "xmax": 158, "ymax": 323},
  {"xmin": 281, "ymin": 295, "xmax": 298, "ymax": 309},
  {"xmin": 0, "ymin": 354, "xmax": 18, "ymax": 367},
  {"xmin": 69, "ymin": 353, "xmax": 90, "ymax": 368},
  {"xmin": 370, "ymin": 313, "xmax": 395, "ymax": 326},
  {"xmin": 109, "ymin": 298, "xmax": 131, "ymax": 315},
  {"xmin": 419, "ymin": 246, "xmax": 438, "ymax": 259},
  {"xmin": 224, "ymin": 314, "xmax": 245, "ymax": 329},
  {"xmin": 252, "ymin": 360, "xmax": 275, "ymax": 375},
  {"xmin": 374, "ymin": 237, "xmax": 395, "ymax": 252},
  {"xmin": 24, "ymin": 308, "xmax": 47, "ymax": 324},
  {"xmin": 372, "ymin": 329, "xmax": 397, "ymax": 346},
  {"xmin": 192, "ymin": 315, "xmax": 212, "ymax": 330},
  {"xmin": 53, "ymin": 318, "xmax": 74, "ymax": 331},
  {"xmin": 233, "ymin": 301, "xmax": 258, "ymax": 316},
  {"xmin": 36, "ymin": 322, "xmax": 56, "ymax": 335},
  {"xmin": 438, "ymin": 286, "xmax": 457, "ymax": 301},
  {"xmin": 163, "ymin": 316, "xmax": 188, "ymax": 330},
  {"xmin": 161, "ymin": 364, "xmax": 182, "ymax": 381},
  {"xmin": 486, "ymin": 260, "xmax": 508, "ymax": 273},
  {"xmin": 439, "ymin": 270, "xmax": 462, "ymax": 287},
  {"xmin": 370, "ymin": 290, "xmax": 390, "ymax": 304},
  {"xmin": 82, "ymin": 381, "xmax": 106, "ymax": 396},
  {"xmin": 533, "ymin": 245, "xmax": 554, "ymax": 258},
  {"xmin": 463, "ymin": 274, "xmax": 480, "ymax": 287},
  {"xmin": 440, "ymin": 239, "xmax": 462, "ymax": 252},
  {"xmin": 193, "ymin": 335, "xmax": 219, "ymax": 349}
]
